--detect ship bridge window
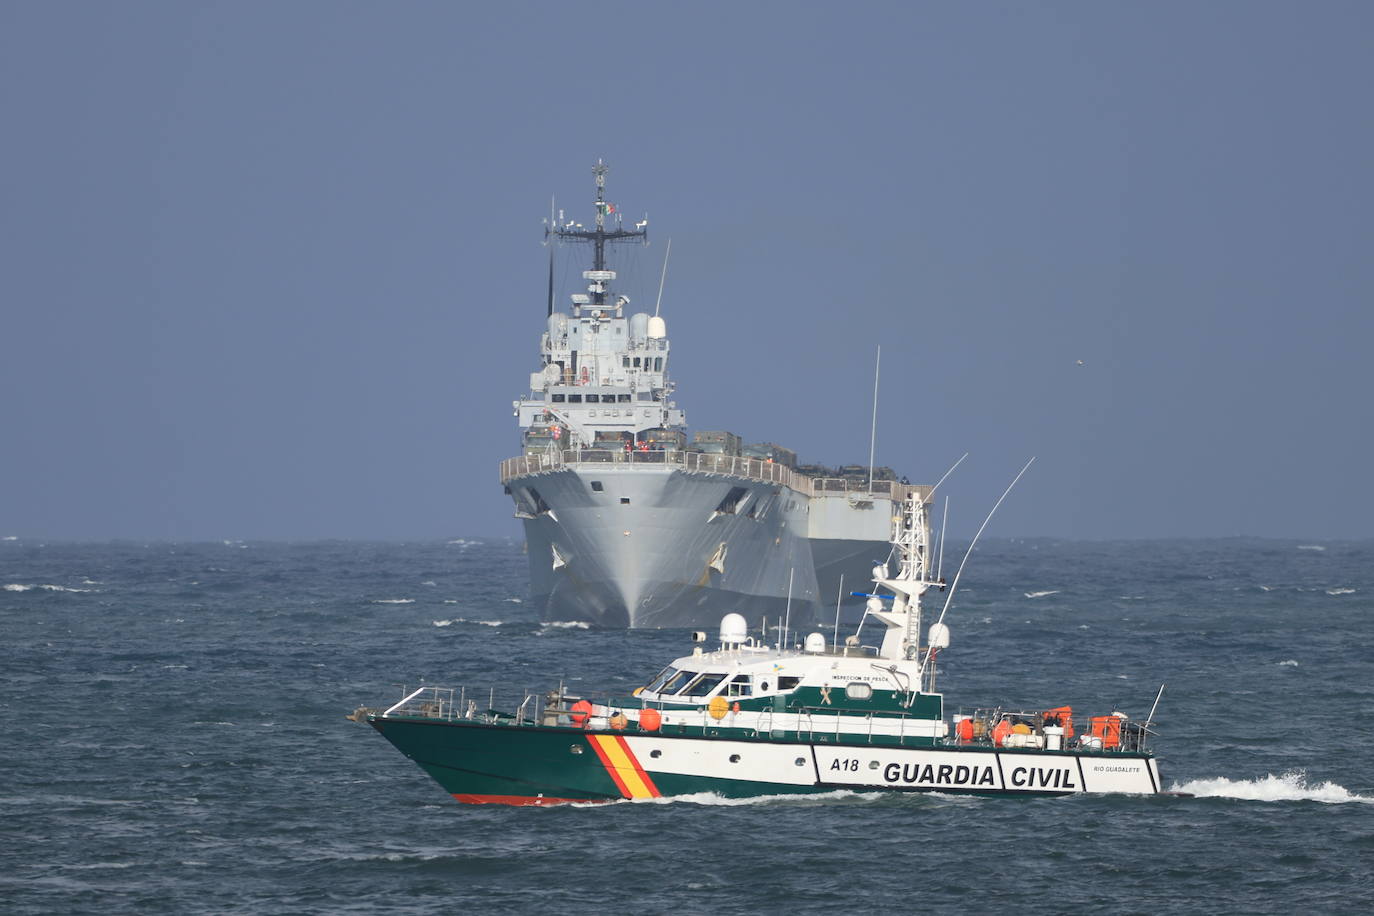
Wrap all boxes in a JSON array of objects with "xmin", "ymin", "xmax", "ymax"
[
  {"xmin": 623, "ymin": 357, "xmax": 630, "ymax": 367},
  {"xmin": 568, "ymin": 394, "xmax": 582, "ymax": 403},
  {"xmin": 617, "ymin": 394, "xmax": 630, "ymax": 403},
  {"xmin": 778, "ymin": 676, "xmax": 802, "ymax": 692},
  {"xmin": 552, "ymin": 394, "xmax": 566, "ymax": 403},
  {"xmin": 680, "ymin": 672, "xmax": 727, "ymax": 698},
  {"xmin": 633, "ymin": 357, "xmax": 641, "ymax": 368},
  {"xmin": 586, "ymin": 394, "xmax": 600, "ymax": 403},
  {"xmin": 725, "ymin": 675, "xmax": 753, "ymax": 697},
  {"xmin": 644, "ymin": 666, "xmax": 680, "ymax": 693},
  {"xmin": 654, "ymin": 358, "xmax": 664, "ymax": 371}
]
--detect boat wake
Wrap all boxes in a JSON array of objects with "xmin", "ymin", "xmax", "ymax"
[{"xmin": 1171, "ymin": 770, "xmax": 1371, "ymax": 804}]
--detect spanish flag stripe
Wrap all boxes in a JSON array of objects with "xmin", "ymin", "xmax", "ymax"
[
  {"xmin": 614, "ymin": 736, "xmax": 661, "ymax": 797},
  {"xmin": 585, "ymin": 735, "xmax": 633, "ymax": 798},
  {"xmin": 588, "ymin": 735, "xmax": 659, "ymax": 799}
]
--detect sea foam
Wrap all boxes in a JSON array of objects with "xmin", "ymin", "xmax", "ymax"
[{"xmin": 1171, "ymin": 770, "xmax": 1371, "ymax": 804}]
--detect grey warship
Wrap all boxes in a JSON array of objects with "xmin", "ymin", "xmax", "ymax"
[{"xmin": 501, "ymin": 162, "xmax": 929, "ymax": 627}]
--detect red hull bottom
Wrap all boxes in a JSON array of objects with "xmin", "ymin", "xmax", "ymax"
[{"xmin": 451, "ymin": 793, "xmax": 608, "ymax": 806}]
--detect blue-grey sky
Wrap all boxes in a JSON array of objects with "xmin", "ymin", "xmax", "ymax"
[{"xmin": 3, "ymin": 2, "xmax": 1372, "ymax": 541}]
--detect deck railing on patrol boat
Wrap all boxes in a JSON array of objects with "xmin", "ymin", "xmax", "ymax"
[{"xmin": 500, "ymin": 449, "xmax": 927, "ymax": 504}]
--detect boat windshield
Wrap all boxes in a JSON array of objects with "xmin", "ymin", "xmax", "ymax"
[
  {"xmin": 679, "ymin": 672, "xmax": 727, "ymax": 697},
  {"xmin": 644, "ymin": 666, "xmax": 680, "ymax": 693},
  {"xmin": 658, "ymin": 669, "xmax": 696, "ymax": 695}
]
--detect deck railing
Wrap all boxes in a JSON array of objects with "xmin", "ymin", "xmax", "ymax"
[{"xmin": 500, "ymin": 448, "xmax": 929, "ymax": 503}]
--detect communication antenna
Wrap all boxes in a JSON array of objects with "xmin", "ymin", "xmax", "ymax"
[
  {"xmin": 545, "ymin": 196, "xmax": 556, "ymax": 317},
  {"xmin": 923, "ymin": 458, "xmax": 1035, "ymax": 668},
  {"xmin": 867, "ymin": 345, "xmax": 881, "ymax": 490},
  {"xmin": 654, "ymin": 237, "xmax": 672, "ymax": 317},
  {"xmin": 832, "ymin": 573, "xmax": 845, "ymax": 651}
]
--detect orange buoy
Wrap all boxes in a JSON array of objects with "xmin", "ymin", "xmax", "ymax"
[
  {"xmin": 639, "ymin": 707, "xmax": 661, "ymax": 731},
  {"xmin": 570, "ymin": 699, "xmax": 593, "ymax": 727},
  {"xmin": 708, "ymin": 696, "xmax": 729, "ymax": 720},
  {"xmin": 991, "ymin": 719, "xmax": 1013, "ymax": 747},
  {"xmin": 609, "ymin": 712, "xmax": 628, "ymax": 730}
]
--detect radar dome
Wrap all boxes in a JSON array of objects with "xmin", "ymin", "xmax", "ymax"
[
  {"xmin": 719, "ymin": 613, "xmax": 748, "ymax": 646},
  {"xmin": 865, "ymin": 596, "xmax": 884, "ymax": 614},
  {"xmin": 872, "ymin": 564, "xmax": 888, "ymax": 581},
  {"xmin": 629, "ymin": 312, "xmax": 649, "ymax": 342},
  {"xmin": 804, "ymin": 632, "xmax": 826, "ymax": 654},
  {"xmin": 928, "ymin": 622, "xmax": 951, "ymax": 649},
  {"xmin": 647, "ymin": 316, "xmax": 666, "ymax": 339}
]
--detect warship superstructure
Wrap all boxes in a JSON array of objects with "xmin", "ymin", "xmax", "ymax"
[{"xmin": 501, "ymin": 162, "xmax": 927, "ymax": 627}]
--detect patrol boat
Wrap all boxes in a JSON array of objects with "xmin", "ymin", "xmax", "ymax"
[
  {"xmin": 502, "ymin": 161, "xmax": 923, "ymax": 627},
  {"xmin": 356, "ymin": 490, "xmax": 1164, "ymax": 803}
]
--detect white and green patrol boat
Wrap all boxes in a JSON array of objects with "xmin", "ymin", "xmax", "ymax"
[{"xmin": 356, "ymin": 489, "xmax": 1165, "ymax": 804}]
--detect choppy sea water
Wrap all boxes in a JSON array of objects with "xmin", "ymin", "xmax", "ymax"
[{"xmin": 3, "ymin": 536, "xmax": 1372, "ymax": 914}]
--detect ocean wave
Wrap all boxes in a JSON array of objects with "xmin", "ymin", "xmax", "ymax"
[
  {"xmin": 505, "ymin": 597, "xmax": 524, "ymax": 604},
  {"xmin": 371, "ymin": 598, "xmax": 415, "ymax": 605},
  {"xmin": 421, "ymin": 580, "xmax": 437, "ymax": 587},
  {"xmin": 1024, "ymin": 590, "xmax": 1059, "ymax": 599},
  {"xmin": 1171, "ymin": 771, "xmax": 1371, "ymax": 804},
  {"xmin": 1278, "ymin": 659, "xmax": 1299, "ymax": 667},
  {"xmin": 1296, "ymin": 544, "xmax": 1326, "ymax": 551},
  {"xmin": 1326, "ymin": 587, "xmax": 1356, "ymax": 596},
  {"xmin": 3, "ymin": 583, "xmax": 96, "ymax": 593},
  {"xmin": 433, "ymin": 617, "xmax": 501, "ymax": 627},
  {"xmin": 542, "ymin": 620, "xmax": 589, "ymax": 629}
]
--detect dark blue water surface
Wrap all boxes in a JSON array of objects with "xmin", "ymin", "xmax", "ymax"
[{"xmin": 3, "ymin": 536, "xmax": 1372, "ymax": 914}]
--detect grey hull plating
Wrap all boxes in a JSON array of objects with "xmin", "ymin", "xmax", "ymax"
[{"xmin": 514, "ymin": 465, "xmax": 894, "ymax": 627}]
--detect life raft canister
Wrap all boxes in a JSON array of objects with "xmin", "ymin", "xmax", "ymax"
[
  {"xmin": 639, "ymin": 707, "xmax": 662, "ymax": 731},
  {"xmin": 956, "ymin": 718, "xmax": 975, "ymax": 743},
  {"xmin": 570, "ymin": 699, "xmax": 593, "ymax": 727},
  {"xmin": 609, "ymin": 712, "xmax": 628, "ymax": 730},
  {"xmin": 991, "ymin": 719, "xmax": 1013, "ymax": 747}
]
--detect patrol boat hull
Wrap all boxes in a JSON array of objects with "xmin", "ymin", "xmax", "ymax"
[{"xmin": 368, "ymin": 716, "xmax": 1161, "ymax": 804}]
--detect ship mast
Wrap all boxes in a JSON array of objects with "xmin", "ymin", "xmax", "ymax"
[{"xmin": 548, "ymin": 160, "xmax": 648, "ymax": 308}]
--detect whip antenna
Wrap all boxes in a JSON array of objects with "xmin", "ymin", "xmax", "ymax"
[{"xmin": 923, "ymin": 458, "xmax": 1035, "ymax": 668}]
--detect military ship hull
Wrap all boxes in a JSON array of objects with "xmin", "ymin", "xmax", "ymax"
[{"xmin": 505, "ymin": 454, "xmax": 917, "ymax": 628}]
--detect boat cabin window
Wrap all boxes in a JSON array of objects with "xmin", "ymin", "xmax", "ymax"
[
  {"xmin": 551, "ymin": 394, "xmax": 566, "ymax": 403},
  {"xmin": 644, "ymin": 666, "xmax": 680, "ymax": 693},
  {"xmin": 845, "ymin": 682, "xmax": 873, "ymax": 700},
  {"xmin": 617, "ymin": 394, "xmax": 631, "ymax": 403},
  {"xmin": 680, "ymin": 672, "xmax": 727, "ymax": 697},
  {"xmin": 589, "ymin": 481, "xmax": 604, "ymax": 492},
  {"xmin": 725, "ymin": 675, "xmax": 752, "ymax": 697},
  {"xmin": 778, "ymin": 676, "xmax": 801, "ymax": 692},
  {"xmin": 659, "ymin": 669, "xmax": 696, "ymax": 695},
  {"xmin": 568, "ymin": 394, "xmax": 583, "ymax": 403},
  {"xmin": 586, "ymin": 394, "xmax": 600, "ymax": 403}
]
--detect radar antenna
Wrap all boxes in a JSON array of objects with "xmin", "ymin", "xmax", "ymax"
[{"xmin": 548, "ymin": 160, "xmax": 649, "ymax": 307}]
